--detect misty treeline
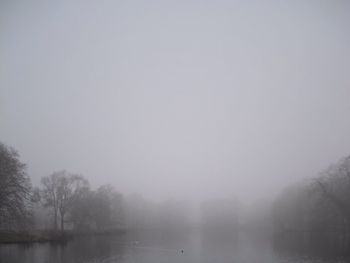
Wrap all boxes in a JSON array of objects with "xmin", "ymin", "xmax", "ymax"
[
  {"xmin": 272, "ymin": 156, "xmax": 350, "ymax": 256},
  {"xmin": 0, "ymin": 142, "xmax": 191, "ymax": 237},
  {"xmin": 35, "ymin": 171, "xmax": 123, "ymax": 234},
  {"xmin": 2, "ymin": 139, "xmax": 350, "ymax": 254},
  {"xmin": 0, "ymin": 142, "xmax": 121, "ymax": 234}
]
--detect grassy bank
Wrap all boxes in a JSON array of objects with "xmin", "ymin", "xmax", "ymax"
[{"xmin": 0, "ymin": 231, "xmax": 71, "ymax": 244}]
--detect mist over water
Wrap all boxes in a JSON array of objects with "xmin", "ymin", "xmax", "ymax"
[
  {"xmin": 0, "ymin": 231, "xmax": 338, "ymax": 263},
  {"xmin": 1, "ymin": 0, "xmax": 350, "ymax": 262}
]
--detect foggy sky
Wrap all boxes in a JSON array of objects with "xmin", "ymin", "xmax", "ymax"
[{"xmin": 1, "ymin": 0, "xmax": 350, "ymax": 203}]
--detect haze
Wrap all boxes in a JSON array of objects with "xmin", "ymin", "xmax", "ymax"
[{"xmin": 1, "ymin": 0, "xmax": 350, "ymax": 203}]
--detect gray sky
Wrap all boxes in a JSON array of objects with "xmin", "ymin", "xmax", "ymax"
[{"xmin": 1, "ymin": 0, "xmax": 350, "ymax": 203}]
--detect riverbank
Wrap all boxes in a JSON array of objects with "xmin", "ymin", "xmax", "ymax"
[
  {"xmin": 0, "ymin": 231, "xmax": 72, "ymax": 244},
  {"xmin": 0, "ymin": 229, "xmax": 126, "ymax": 244}
]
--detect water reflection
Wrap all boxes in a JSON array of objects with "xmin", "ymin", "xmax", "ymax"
[{"xmin": 0, "ymin": 231, "xmax": 349, "ymax": 263}]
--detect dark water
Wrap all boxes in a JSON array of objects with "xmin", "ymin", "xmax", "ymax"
[{"xmin": 0, "ymin": 231, "xmax": 347, "ymax": 263}]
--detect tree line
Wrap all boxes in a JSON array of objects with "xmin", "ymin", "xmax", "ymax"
[
  {"xmin": 35, "ymin": 172, "xmax": 124, "ymax": 234},
  {"xmin": 0, "ymin": 142, "xmax": 191, "ymax": 238},
  {"xmin": 3, "ymin": 139, "xmax": 350, "ymax": 254},
  {"xmin": 272, "ymin": 155, "xmax": 350, "ymax": 257},
  {"xmin": 0, "ymin": 142, "xmax": 124, "ymax": 236}
]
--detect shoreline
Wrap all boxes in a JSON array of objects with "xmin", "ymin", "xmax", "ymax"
[{"xmin": 0, "ymin": 230, "xmax": 126, "ymax": 245}]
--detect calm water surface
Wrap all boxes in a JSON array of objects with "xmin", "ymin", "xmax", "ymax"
[{"xmin": 0, "ymin": 231, "xmax": 346, "ymax": 263}]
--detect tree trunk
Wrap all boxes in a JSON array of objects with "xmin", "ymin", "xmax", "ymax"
[
  {"xmin": 54, "ymin": 208, "xmax": 58, "ymax": 231},
  {"xmin": 61, "ymin": 213, "xmax": 65, "ymax": 233}
]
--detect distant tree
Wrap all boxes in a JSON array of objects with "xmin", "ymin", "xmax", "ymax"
[
  {"xmin": 0, "ymin": 142, "xmax": 31, "ymax": 230},
  {"xmin": 158, "ymin": 200, "xmax": 190, "ymax": 230},
  {"xmin": 200, "ymin": 199, "xmax": 238, "ymax": 235},
  {"xmin": 315, "ymin": 156, "xmax": 350, "ymax": 221},
  {"xmin": 272, "ymin": 155, "xmax": 350, "ymax": 257},
  {"xmin": 124, "ymin": 194, "xmax": 152, "ymax": 229},
  {"xmin": 40, "ymin": 171, "xmax": 89, "ymax": 233},
  {"xmin": 69, "ymin": 187, "xmax": 93, "ymax": 231},
  {"xmin": 40, "ymin": 173, "xmax": 60, "ymax": 231},
  {"xmin": 89, "ymin": 185, "xmax": 123, "ymax": 231}
]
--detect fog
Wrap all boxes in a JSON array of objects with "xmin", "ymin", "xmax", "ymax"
[{"xmin": 2, "ymin": 0, "xmax": 350, "ymax": 204}]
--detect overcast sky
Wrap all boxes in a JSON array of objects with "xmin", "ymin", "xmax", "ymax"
[{"xmin": 1, "ymin": 0, "xmax": 350, "ymax": 203}]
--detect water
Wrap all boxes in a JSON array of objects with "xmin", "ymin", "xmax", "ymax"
[{"xmin": 0, "ymin": 231, "xmax": 347, "ymax": 263}]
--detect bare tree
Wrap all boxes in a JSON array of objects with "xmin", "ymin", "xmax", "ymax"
[
  {"xmin": 315, "ymin": 156, "xmax": 350, "ymax": 221},
  {"xmin": 40, "ymin": 171, "xmax": 89, "ymax": 233},
  {"xmin": 272, "ymin": 155, "xmax": 350, "ymax": 256},
  {"xmin": 40, "ymin": 172, "xmax": 60, "ymax": 231},
  {"xmin": 0, "ymin": 142, "xmax": 31, "ymax": 230}
]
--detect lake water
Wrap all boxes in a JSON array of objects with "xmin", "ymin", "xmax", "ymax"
[{"xmin": 0, "ymin": 230, "xmax": 347, "ymax": 263}]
